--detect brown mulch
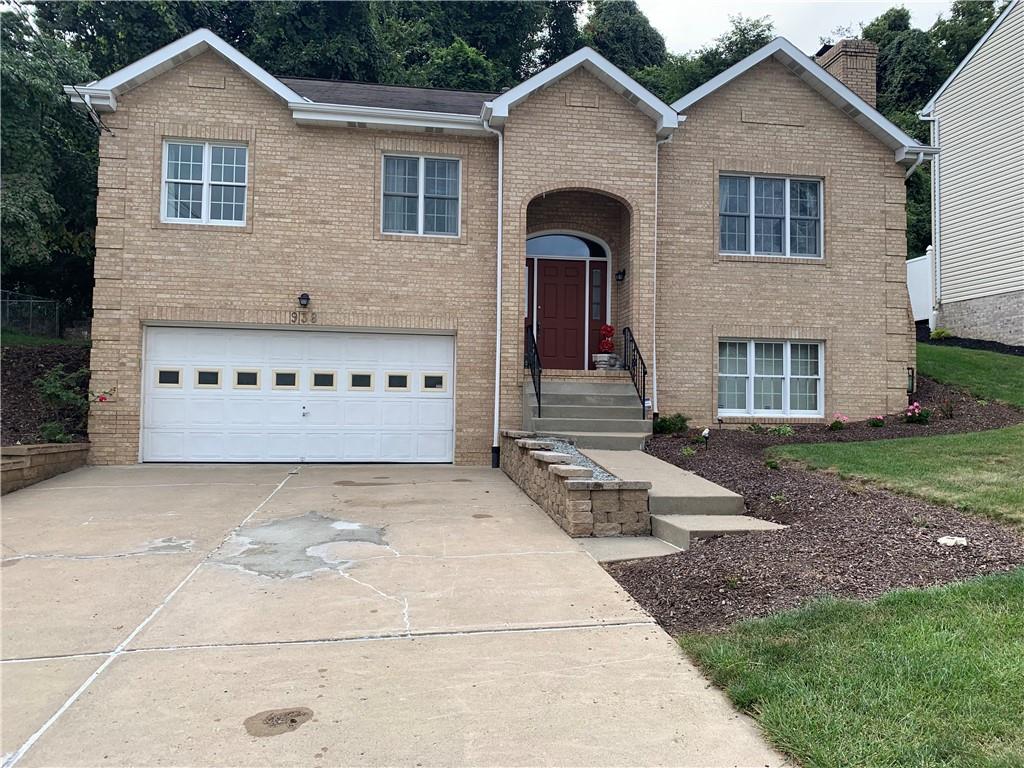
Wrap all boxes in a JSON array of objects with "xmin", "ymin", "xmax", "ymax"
[
  {"xmin": 606, "ymin": 377, "xmax": 1024, "ymax": 634},
  {"xmin": 1, "ymin": 344, "xmax": 91, "ymax": 446}
]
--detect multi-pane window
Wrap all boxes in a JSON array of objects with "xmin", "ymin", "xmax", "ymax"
[
  {"xmin": 382, "ymin": 155, "xmax": 460, "ymax": 236},
  {"xmin": 719, "ymin": 175, "xmax": 822, "ymax": 258},
  {"xmin": 718, "ymin": 340, "xmax": 823, "ymax": 416},
  {"xmin": 163, "ymin": 141, "xmax": 247, "ymax": 225}
]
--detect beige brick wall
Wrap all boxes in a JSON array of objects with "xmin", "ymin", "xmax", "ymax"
[
  {"xmin": 89, "ymin": 51, "xmax": 498, "ymax": 464},
  {"xmin": 656, "ymin": 58, "xmax": 914, "ymax": 426},
  {"xmin": 86, "ymin": 52, "xmax": 914, "ymax": 464}
]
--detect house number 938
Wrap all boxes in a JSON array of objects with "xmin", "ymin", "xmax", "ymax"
[{"xmin": 289, "ymin": 311, "xmax": 318, "ymax": 325}]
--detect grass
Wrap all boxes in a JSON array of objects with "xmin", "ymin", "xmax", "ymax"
[
  {"xmin": 0, "ymin": 329, "xmax": 89, "ymax": 347},
  {"xmin": 680, "ymin": 571, "xmax": 1024, "ymax": 768},
  {"xmin": 769, "ymin": 425, "xmax": 1024, "ymax": 525},
  {"xmin": 917, "ymin": 343, "xmax": 1024, "ymax": 408}
]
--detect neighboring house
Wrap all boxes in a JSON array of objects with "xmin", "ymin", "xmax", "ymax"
[
  {"xmin": 919, "ymin": 0, "xmax": 1024, "ymax": 345},
  {"xmin": 65, "ymin": 30, "xmax": 932, "ymax": 466}
]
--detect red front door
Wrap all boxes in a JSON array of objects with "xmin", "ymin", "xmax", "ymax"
[{"xmin": 535, "ymin": 259, "xmax": 586, "ymax": 369}]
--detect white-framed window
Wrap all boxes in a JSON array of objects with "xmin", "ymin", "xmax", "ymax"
[
  {"xmin": 155, "ymin": 368, "xmax": 182, "ymax": 388},
  {"xmin": 194, "ymin": 369, "xmax": 221, "ymax": 388},
  {"xmin": 717, "ymin": 340, "xmax": 823, "ymax": 417},
  {"xmin": 162, "ymin": 141, "xmax": 248, "ymax": 226},
  {"xmin": 719, "ymin": 175, "xmax": 822, "ymax": 258},
  {"xmin": 422, "ymin": 373, "xmax": 447, "ymax": 392},
  {"xmin": 311, "ymin": 371, "xmax": 337, "ymax": 390},
  {"xmin": 382, "ymin": 155, "xmax": 460, "ymax": 236}
]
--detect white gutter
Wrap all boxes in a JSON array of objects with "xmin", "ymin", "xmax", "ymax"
[
  {"xmin": 651, "ymin": 127, "xmax": 680, "ymax": 416},
  {"xmin": 290, "ymin": 102, "xmax": 490, "ymax": 135},
  {"xmin": 482, "ymin": 119, "xmax": 504, "ymax": 466},
  {"xmin": 904, "ymin": 150, "xmax": 926, "ymax": 180}
]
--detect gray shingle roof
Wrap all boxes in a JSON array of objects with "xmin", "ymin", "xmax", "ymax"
[{"xmin": 280, "ymin": 77, "xmax": 497, "ymax": 115}]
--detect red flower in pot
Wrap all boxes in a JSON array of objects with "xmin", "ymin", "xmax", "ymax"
[{"xmin": 598, "ymin": 337, "xmax": 614, "ymax": 353}]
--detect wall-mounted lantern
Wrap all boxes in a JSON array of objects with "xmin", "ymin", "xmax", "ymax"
[
  {"xmin": 615, "ymin": 269, "xmax": 626, "ymax": 283},
  {"xmin": 298, "ymin": 292, "xmax": 311, "ymax": 308}
]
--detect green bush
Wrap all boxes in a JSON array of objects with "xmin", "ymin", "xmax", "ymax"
[
  {"xmin": 34, "ymin": 364, "xmax": 89, "ymax": 436},
  {"xmin": 747, "ymin": 423, "xmax": 767, "ymax": 434},
  {"xmin": 930, "ymin": 326, "xmax": 952, "ymax": 339},
  {"xmin": 680, "ymin": 446, "xmax": 697, "ymax": 457},
  {"xmin": 39, "ymin": 421, "xmax": 72, "ymax": 443},
  {"xmin": 768, "ymin": 424, "xmax": 795, "ymax": 437},
  {"xmin": 653, "ymin": 413, "xmax": 689, "ymax": 434}
]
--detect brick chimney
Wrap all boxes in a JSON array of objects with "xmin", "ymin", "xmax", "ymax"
[{"xmin": 815, "ymin": 39, "xmax": 878, "ymax": 107}]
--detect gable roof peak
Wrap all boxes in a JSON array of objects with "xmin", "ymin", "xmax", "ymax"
[{"xmin": 483, "ymin": 46, "xmax": 679, "ymax": 137}]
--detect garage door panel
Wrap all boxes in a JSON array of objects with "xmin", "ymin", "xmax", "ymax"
[{"xmin": 143, "ymin": 328, "xmax": 454, "ymax": 463}]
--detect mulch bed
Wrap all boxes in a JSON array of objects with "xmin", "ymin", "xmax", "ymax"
[
  {"xmin": 923, "ymin": 335, "xmax": 1024, "ymax": 356},
  {"xmin": 1, "ymin": 344, "xmax": 91, "ymax": 446},
  {"xmin": 606, "ymin": 377, "xmax": 1024, "ymax": 634}
]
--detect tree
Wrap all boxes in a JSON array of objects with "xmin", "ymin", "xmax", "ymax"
[
  {"xmin": 930, "ymin": 0, "xmax": 1002, "ymax": 72},
  {"xmin": 1, "ymin": 10, "xmax": 98, "ymax": 318},
  {"xmin": 414, "ymin": 37, "xmax": 500, "ymax": 91},
  {"xmin": 539, "ymin": 0, "xmax": 584, "ymax": 68},
  {"xmin": 584, "ymin": 0, "xmax": 666, "ymax": 71}
]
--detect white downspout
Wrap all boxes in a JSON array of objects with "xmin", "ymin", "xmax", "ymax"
[
  {"xmin": 651, "ymin": 133, "xmax": 672, "ymax": 417},
  {"xmin": 920, "ymin": 114, "xmax": 941, "ymax": 328},
  {"xmin": 483, "ymin": 120, "xmax": 504, "ymax": 467}
]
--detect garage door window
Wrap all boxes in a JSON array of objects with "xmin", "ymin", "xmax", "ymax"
[
  {"xmin": 273, "ymin": 370, "xmax": 299, "ymax": 389},
  {"xmin": 156, "ymin": 369, "xmax": 182, "ymax": 387},
  {"xmin": 311, "ymin": 371, "xmax": 336, "ymax": 390},
  {"xmin": 234, "ymin": 370, "xmax": 260, "ymax": 389},
  {"xmin": 423, "ymin": 373, "xmax": 447, "ymax": 391},
  {"xmin": 195, "ymin": 369, "xmax": 221, "ymax": 388},
  {"xmin": 349, "ymin": 372, "xmax": 374, "ymax": 391},
  {"xmin": 386, "ymin": 373, "xmax": 410, "ymax": 392}
]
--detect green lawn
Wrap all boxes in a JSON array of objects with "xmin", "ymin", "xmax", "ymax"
[
  {"xmin": 681, "ymin": 571, "xmax": 1024, "ymax": 768},
  {"xmin": 769, "ymin": 425, "xmax": 1024, "ymax": 525},
  {"xmin": 0, "ymin": 329, "xmax": 88, "ymax": 347},
  {"xmin": 917, "ymin": 343, "xmax": 1024, "ymax": 408}
]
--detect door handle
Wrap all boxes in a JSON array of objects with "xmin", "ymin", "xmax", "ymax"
[{"xmin": 301, "ymin": 405, "xmax": 309, "ymax": 417}]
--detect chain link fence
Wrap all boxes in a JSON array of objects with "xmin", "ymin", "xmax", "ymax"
[{"xmin": 1, "ymin": 290, "xmax": 62, "ymax": 338}]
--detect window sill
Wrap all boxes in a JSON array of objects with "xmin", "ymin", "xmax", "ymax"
[
  {"xmin": 377, "ymin": 231, "xmax": 465, "ymax": 245},
  {"xmin": 154, "ymin": 220, "xmax": 251, "ymax": 234},
  {"xmin": 717, "ymin": 253, "xmax": 826, "ymax": 265},
  {"xmin": 718, "ymin": 414, "xmax": 825, "ymax": 424}
]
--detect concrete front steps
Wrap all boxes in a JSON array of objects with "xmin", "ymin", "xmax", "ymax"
[
  {"xmin": 523, "ymin": 377, "xmax": 651, "ymax": 451},
  {"xmin": 580, "ymin": 448, "xmax": 786, "ymax": 552}
]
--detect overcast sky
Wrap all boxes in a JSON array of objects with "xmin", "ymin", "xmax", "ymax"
[{"xmin": 635, "ymin": 1, "xmax": 954, "ymax": 55}]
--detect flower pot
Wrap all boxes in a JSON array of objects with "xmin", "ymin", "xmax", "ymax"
[{"xmin": 592, "ymin": 354, "xmax": 614, "ymax": 370}]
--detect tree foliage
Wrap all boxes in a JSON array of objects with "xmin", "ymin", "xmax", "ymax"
[
  {"xmin": 584, "ymin": 0, "xmax": 666, "ymax": 71},
  {"xmin": 1, "ymin": 10, "xmax": 98, "ymax": 317}
]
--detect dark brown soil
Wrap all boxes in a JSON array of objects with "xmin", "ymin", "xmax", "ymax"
[
  {"xmin": 924, "ymin": 336, "xmax": 1024, "ymax": 357},
  {"xmin": 1, "ymin": 344, "xmax": 91, "ymax": 445},
  {"xmin": 606, "ymin": 377, "xmax": 1024, "ymax": 634}
]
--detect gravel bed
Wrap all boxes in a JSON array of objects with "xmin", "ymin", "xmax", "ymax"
[
  {"xmin": 545, "ymin": 438, "xmax": 618, "ymax": 481},
  {"xmin": 606, "ymin": 376, "xmax": 1024, "ymax": 634}
]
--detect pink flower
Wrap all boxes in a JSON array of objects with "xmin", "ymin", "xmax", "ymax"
[{"xmin": 97, "ymin": 394, "xmax": 108, "ymax": 402}]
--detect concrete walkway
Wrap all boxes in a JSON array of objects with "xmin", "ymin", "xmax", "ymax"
[
  {"xmin": 581, "ymin": 449, "xmax": 745, "ymax": 514},
  {"xmin": 1, "ymin": 464, "xmax": 784, "ymax": 767}
]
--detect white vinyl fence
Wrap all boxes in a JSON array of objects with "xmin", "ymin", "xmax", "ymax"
[{"xmin": 906, "ymin": 246, "xmax": 934, "ymax": 323}]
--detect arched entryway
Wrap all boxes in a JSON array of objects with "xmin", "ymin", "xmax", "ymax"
[
  {"xmin": 525, "ymin": 232, "xmax": 610, "ymax": 370},
  {"xmin": 525, "ymin": 189, "xmax": 631, "ymax": 370}
]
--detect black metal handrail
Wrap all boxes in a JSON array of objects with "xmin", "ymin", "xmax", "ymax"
[
  {"xmin": 524, "ymin": 324, "xmax": 543, "ymax": 418},
  {"xmin": 622, "ymin": 327, "xmax": 647, "ymax": 419}
]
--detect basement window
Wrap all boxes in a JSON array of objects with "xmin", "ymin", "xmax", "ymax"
[{"xmin": 717, "ymin": 340, "xmax": 823, "ymax": 417}]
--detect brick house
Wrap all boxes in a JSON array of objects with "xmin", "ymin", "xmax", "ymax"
[{"xmin": 66, "ymin": 30, "xmax": 933, "ymax": 466}]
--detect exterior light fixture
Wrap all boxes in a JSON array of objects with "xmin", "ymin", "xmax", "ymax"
[
  {"xmin": 298, "ymin": 292, "xmax": 311, "ymax": 308},
  {"xmin": 702, "ymin": 426, "xmax": 710, "ymax": 450},
  {"xmin": 615, "ymin": 269, "xmax": 626, "ymax": 283},
  {"xmin": 906, "ymin": 366, "xmax": 916, "ymax": 401}
]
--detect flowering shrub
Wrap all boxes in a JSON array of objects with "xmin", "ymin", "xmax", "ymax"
[
  {"xmin": 828, "ymin": 413, "xmax": 849, "ymax": 431},
  {"xmin": 91, "ymin": 386, "xmax": 117, "ymax": 403},
  {"xmin": 867, "ymin": 416, "xmax": 885, "ymax": 427},
  {"xmin": 904, "ymin": 401, "xmax": 931, "ymax": 424}
]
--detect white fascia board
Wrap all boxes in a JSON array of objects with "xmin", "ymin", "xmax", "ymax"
[
  {"xmin": 919, "ymin": 0, "xmax": 1019, "ymax": 116},
  {"xmin": 73, "ymin": 28, "xmax": 303, "ymax": 108},
  {"xmin": 290, "ymin": 103, "xmax": 489, "ymax": 135},
  {"xmin": 483, "ymin": 47, "xmax": 678, "ymax": 136},
  {"xmin": 672, "ymin": 37, "xmax": 933, "ymax": 162}
]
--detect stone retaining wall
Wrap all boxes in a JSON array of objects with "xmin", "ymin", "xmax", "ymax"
[
  {"xmin": 500, "ymin": 431, "xmax": 651, "ymax": 536},
  {"xmin": 1, "ymin": 443, "xmax": 90, "ymax": 495}
]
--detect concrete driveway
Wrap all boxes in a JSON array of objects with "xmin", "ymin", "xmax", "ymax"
[{"xmin": 1, "ymin": 464, "xmax": 783, "ymax": 767}]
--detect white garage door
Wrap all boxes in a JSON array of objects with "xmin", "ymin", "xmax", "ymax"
[{"xmin": 142, "ymin": 326, "xmax": 454, "ymax": 462}]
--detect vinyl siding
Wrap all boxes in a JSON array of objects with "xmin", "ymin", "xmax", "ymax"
[{"xmin": 934, "ymin": 1, "xmax": 1024, "ymax": 304}]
